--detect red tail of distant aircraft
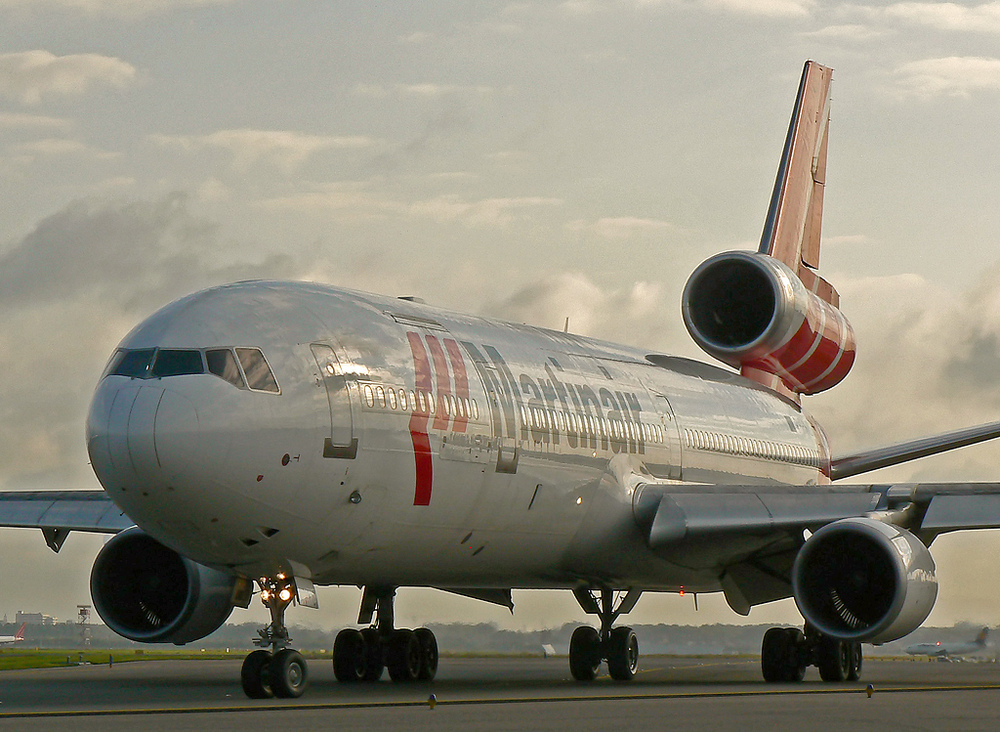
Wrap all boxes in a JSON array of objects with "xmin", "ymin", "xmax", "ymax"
[
  {"xmin": 4, "ymin": 60, "xmax": 1000, "ymax": 698},
  {"xmin": 0, "ymin": 622, "xmax": 26, "ymax": 646}
]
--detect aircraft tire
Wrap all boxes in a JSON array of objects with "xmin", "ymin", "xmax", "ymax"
[
  {"xmin": 817, "ymin": 636, "xmax": 850, "ymax": 682},
  {"xmin": 607, "ymin": 626, "xmax": 639, "ymax": 681},
  {"xmin": 414, "ymin": 627, "xmax": 439, "ymax": 681},
  {"xmin": 387, "ymin": 629, "xmax": 421, "ymax": 682},
  {"xmin": 360, "ymin": 627, "xmax": 385, "ymax": 682},
  {"xmin": 846, "ymin": 642, "xmax": 863, "ymax": 681},
  {"xmin": 761, "ymin": 628, "xmax": 805, "ymax": 682},
  {"xmin": 240, "ymin": 649, "xmax": 273, "ymax": 699},
  {"xmin": 270, "ymin": 648, "xmax": 308, "ymax": 698},
  {"xmin": 569, "ymin": 626, "xmax": 602, "ymax": 681},
  {"xmin": 333, "ymin": 628, "xmax": 367, "ymax": 683}
]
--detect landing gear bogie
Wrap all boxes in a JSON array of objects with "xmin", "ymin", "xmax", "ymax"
[
  {"xmin": 568, "ymin": 587, "xmax": 644, "ymax": 682},
  {"xmin": 332, "ymin": 587, "xmax": 439, "ymax": 684},
  {"xmin": 760, "ymin": 625, "xmax": 864, "ymax": 684}
]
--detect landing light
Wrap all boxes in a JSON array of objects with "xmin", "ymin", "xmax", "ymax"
[{"xmin": 279, "ymin": 588, "xmax": 293, "ymax": 602}]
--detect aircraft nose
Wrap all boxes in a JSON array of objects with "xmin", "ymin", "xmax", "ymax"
[{"xmin": 87, "ymin": 380, "xmax": 201, "ymax": 493}]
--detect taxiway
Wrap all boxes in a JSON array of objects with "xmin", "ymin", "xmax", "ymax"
[{"xmin": 1, "ymin": 655, "xmax": 998, "ymax": 730}]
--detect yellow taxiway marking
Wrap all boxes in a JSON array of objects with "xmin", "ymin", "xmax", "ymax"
[{"xmin": 5, "ymin": 684, "xmax": 1000, "ymax": 719}]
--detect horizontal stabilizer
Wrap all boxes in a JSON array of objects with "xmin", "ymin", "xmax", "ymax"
[{"xmin": 830, "ymin": 420, "xmax": 1000, "ymax": 480}]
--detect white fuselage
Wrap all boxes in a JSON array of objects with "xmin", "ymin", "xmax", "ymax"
[{"xmin": 86, "ymin": 280, "xmax": 827, "ymax": 594}]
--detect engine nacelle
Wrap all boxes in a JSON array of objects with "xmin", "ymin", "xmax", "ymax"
[
  {"xmin": 792, "ymin": 518, "xmax": 937, "ymax": 644},
  {"xmin": 91, "ymin": 527, "xmax": 245, "ymax": 644},
  {"xmin": 682, "ymin": 251, "xmax": 855, "ymax": 395}
]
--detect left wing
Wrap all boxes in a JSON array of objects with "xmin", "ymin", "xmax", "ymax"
[
  {"xmin": 0, "ymin": 491, "xmax": 132, "ymax": 552},
  {"xmin": 636, "ymin": 481, "xmax": 1000, "ymax": 616}
]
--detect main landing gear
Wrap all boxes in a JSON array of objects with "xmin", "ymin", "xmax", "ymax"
[
  {"xmin": 333, "ymin": 586, "xmax": 439, "ymax": 684},
  {"xmin": 760, "ymin": 625, "xmax": 863, "ymax": 683},
  {"xmin": 568, "ymin": 587, "xmax": 643, "ymax": 681},
  {"xmin": 241, "ymin": 574, "xmax": 309, "ymax": 699}
]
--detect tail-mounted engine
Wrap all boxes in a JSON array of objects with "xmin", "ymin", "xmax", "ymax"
[
  {"xmin": 91, "ymin": 527, "xmax": 250, "ymax": 644},
  {"xmin": 792, "ymin": 517, "xmax": 938, "ymax": 644},
  {"xmin": 682, "ymin": 251, "xmax": 855, "ymax": 395}
]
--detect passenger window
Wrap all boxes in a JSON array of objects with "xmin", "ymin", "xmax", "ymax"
[
  {"xmin": 375, "ymin": 386, "xmax": 386, "ymax": 408},
  {"xmin": 207, "ymin": 349, "xmax": 246, "ymax": 389},
  {"xmin": 152, "ymin": 349, "xmax": 205, "ymax": 378},
  {"xmin": 364, "ymin": 385, "xmax": 375, "ymax": 408},
  {"xmin": 471, "ymin": 400, "xmax": 479, "ymax": 420},
  {"xmin": 388, "ymin": 388, "xmax": 398, "ymax": 410},
  {"xmin": 108, "ymin": 348, "xmax": 155, "ymax": 378},
  {"xmin": 399, "ymin": 389, "xmax": 408, "ymax": 411},
  {"xmin": 236, "ymin": 348, "xmax": 279, "ymax": 393}
]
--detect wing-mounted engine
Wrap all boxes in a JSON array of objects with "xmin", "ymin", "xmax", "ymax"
[
  {"xmin": 682, "ymin": 250, "xmax": 855, "ymax": 396},
  {"xmin": 792, "ymin": 517, "xmax": 938, "ymax": 644},
  {"xmin": 91, "ymin": 527, "xmax": 251, "ymax": 644}
]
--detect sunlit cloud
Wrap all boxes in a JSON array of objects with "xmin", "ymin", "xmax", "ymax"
[{"xmin": 0, "ymin": 50, "xmax": 136, "ymax": 105}]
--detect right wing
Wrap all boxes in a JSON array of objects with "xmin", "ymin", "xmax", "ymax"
[{"xmin": 0, "ymin": 490, "xmax": 132, "ymax": 552}]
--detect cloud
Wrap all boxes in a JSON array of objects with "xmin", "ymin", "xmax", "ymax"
[
  {"xmin": 892, "ymin": 56, "xmax": 1000, "ymax": 98},
  {"xmin": 150, "ymin": 129, "xmax": 378, "ymax": 173},
  {"xmin": 11, "ymin": 137, "xmax": 117, "ymax": 160},
  {"xmin": 0, "ymin": 112, "xmax": 71, "ymax": 130},
  {"xmin": 0, "ymin": 193, "xmax": 298, "ymax": 311},
  {"xmin": 353, "ymin": 83, "xmax": 496, "ymax": 99},
  {"xmin": 567, "ymin": 216, "xmax": 676, "ymax": 240},
  {"xmin": 263, "ymin": 186, "xmax": 562, "ymax": 227},
  {"xmin": 883, "ymin": 1, "xmax": 1000, "ymax": 34},
  {"xmin": 0, "ymin": 50, "xmax": 136, "ymax": 105},
  {"xmin": 801, "ymin": 23, "xmax": 889, "ymax": 41},
  {"xmin": 701, "ymin": 0, "xmax": 814, "ymax": 17},
  {"xmin": 0, "ymin": 0, "xmax": 239, "ymax": 14},
  {"xmin": 810, "ymin": 268, "xmax": 1000, "ymax": 479},
  {"xmin": 485, "ymin": 272, "xmax": 668, "ymax": 345}
]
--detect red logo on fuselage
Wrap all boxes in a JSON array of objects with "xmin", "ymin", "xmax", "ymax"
[{"xmin": 406, "ymin": 332, "xmax": 470, "ymax": 505}]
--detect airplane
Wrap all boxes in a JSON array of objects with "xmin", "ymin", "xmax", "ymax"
[
  {"xmin": 906, "ymin": 627, "xmax": 993, "ymax": 661},
  {"xmin": 4, "ymin": 59, "xmax": 1000, "ymax": 699},
  {"xmin": 0, "ymin": 623, "xmax": 27, "ymax": 646}
]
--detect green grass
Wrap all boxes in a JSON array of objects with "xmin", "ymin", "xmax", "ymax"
[{"xmin": 0, "ymin": 648, "xmax": 331, "ymax": 671}]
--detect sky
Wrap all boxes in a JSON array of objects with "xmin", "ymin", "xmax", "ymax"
[{"xmin": 2, "ymin": 0, "xmax": 1000, "ymax": 636}]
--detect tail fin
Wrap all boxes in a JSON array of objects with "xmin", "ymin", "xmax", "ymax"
[
  {"xmin": 759, "ymin": 61, "xmax": 839, "ymax": 307},
  {"xmin": 977, "ymin": 627, "xmax": 989, "ymax": 645},
  {"xmin": 15, "ymin": 622, "xmax": 25, "ymax": 639}
]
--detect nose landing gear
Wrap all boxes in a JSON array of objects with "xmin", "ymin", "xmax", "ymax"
[{"xmin": 240, "ymin": 574, "xmax": 309, "ymax": 699}]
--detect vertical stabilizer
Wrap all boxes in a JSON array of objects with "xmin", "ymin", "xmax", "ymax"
[{"xmin": 759, "ymin": 61, "xmax": 838, "ymax": 306}]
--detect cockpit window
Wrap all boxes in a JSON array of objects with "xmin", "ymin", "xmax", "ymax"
[
  {"xmin": 206, "ymin": 349, "xmax": 247, "ymax": 389},
  {"xmin": 151, "ymin": 350, "xmax": 205, "ymax": 377},
  {"xmin": 236, "ymin": 348, "xmax": 280, "ymax": 393},
  {"xmin": 108, "ymin": 348, "xmax": 155, "ymax": 378},
  {"xmin": 103, "ymin": 346, "xmax": 279, "ymax": 394}
]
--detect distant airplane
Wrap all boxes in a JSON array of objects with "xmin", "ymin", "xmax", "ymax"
[
  {"xmin": 906, "ymin": 628, "xmax": 992, "ymax": 660},
  {"xmin": 0, "ymin": 623, "xmax": 27, "ymax": 646},
  {"xmin": 6, "ymin": 60, "xmax": 1000, "ymax": 700}
]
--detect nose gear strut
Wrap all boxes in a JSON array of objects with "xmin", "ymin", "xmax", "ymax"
[{"xmin": 240, "ymin": 574, "xmax": 309, "ymax": 699}]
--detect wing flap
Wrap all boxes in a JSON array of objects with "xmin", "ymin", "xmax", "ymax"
[
  {"xmin": 647, "ymin": 488, "xmax": 880, "ymax": 548},
  {"xmin": 642, "ymin": 482, "xmax": 1000, "ymax": 550},
  {"xmin": 921, "ymin": 493, "xmax": 1000, "ymax": 531}
]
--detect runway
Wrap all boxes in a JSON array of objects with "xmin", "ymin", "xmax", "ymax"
[{"xmin": 2, "ymin": 655, "xmax": 999, "ymax": 730}]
